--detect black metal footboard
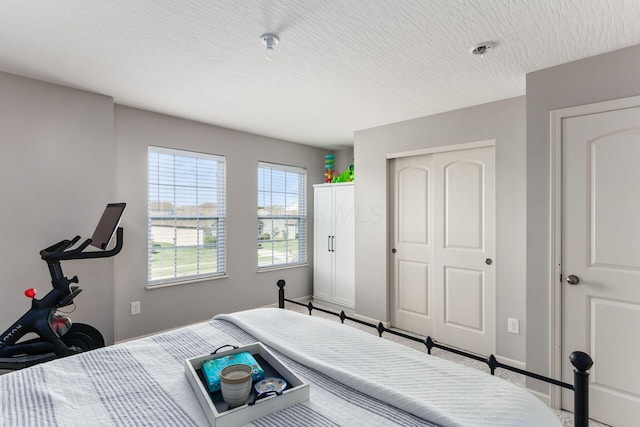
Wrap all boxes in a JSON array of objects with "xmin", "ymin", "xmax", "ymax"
[{"xmin": 277, "ymin": 279, "xmax": 593, "ymax": 427}]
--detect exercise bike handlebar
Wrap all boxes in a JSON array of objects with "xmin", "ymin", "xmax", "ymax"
[
  {"xmin": 40, "ymin": 227, "xmax": 124, "ymax": 262},
  {"xmin": 40, "ymin": 235, "xmax": 81, "ymax": 256}
]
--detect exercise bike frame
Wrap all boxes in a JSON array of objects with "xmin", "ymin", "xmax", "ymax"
[{"xmin": 0, "ymin": 227, "xmax": 123, "ymax": 367}]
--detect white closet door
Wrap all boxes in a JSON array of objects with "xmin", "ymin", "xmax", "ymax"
[
  {"xmin": 313, "ymin": 186, "xmax": 333, "ymax": 302},
  {"xmin": 433, "ymin": 146, "xmax": 495, "ymax": 356},
  {"xmin": 390, "ymin": 154, "xmax": 435, "ymax": 336},
  {"xmin": 332, "ymin": 185, "xmax": 355, "ymax": 307},
  {"xmin": 390, "ymin": 145, "xmax": 495, "ymax": 356}
]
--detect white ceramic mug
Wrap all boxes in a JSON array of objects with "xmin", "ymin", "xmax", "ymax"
[{"xmin": 220, "ymin": 364, "xmax": 253, "ymax": 408}]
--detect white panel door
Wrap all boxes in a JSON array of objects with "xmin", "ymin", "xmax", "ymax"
[
  {"xmin": 313, "ymin": 186, "xmax": 333, "ymax": 302},
  {"xmin": 433, "ymin": 146, "xmax": 495, "ymax": 355},
  {"xmin": 561, "ymin": 106, "xmax": 640, "ymax": 427},
  {"xmin": 390, "ymin": 145, "xmax": 495, "ymax": 355},
  {"xmin": 332, "ymin": 185, "xmax": 355, "ymax": 307},
  {"xmin": 390, "ymin": 154, "xmax": 434, "ymax": 336}
]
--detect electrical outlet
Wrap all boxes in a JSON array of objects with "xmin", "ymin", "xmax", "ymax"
[
  {"xmin": 130, "ymin": 301, "xmax": 141, "ymax": 316},
  {"xmin": 508, "ymin": 318, "xmax": 519, "ymax": 334}
]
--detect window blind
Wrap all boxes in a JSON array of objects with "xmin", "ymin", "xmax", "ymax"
[
  {"xmin": 257, "ymin": 161, "xmax": 307, "ymax": 269},
  {"xmin": 148, "ymin": 146, "xmax": 226, "ymax": 285}
]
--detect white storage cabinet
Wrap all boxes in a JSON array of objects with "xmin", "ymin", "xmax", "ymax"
[{"xmin": 313, "ymin": 183, "xmax": 354, "ymax": 308}]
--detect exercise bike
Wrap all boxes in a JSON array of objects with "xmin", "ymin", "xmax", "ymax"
[{"xmin": 0, "ymin": 203, "xmax": 125, "ymax": 371}]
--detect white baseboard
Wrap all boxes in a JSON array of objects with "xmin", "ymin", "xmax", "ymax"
[
  {"xmin": 308, "ymin": 297, "xmax": 355, "ymax": 314},
  {"xmin": 268, "ymin": 296, "xmax": 390, "ymax": 329},
  {"xmin": 264, "ymin": 294, "xmax": 312, "ymax": 308},
  {"xmin": 351, "ymin": 312, "xmax": 390, "ymax": 329},
  {"xmin": 290, "ymin": 294, "xmax": 312, "ymax": 303},
  {"xmin": 494, "ymin": 354, "xmax": 526, "ymax": 371},
  {"xmin": 527, "ymin": 388, "xmax": 552, "ymax": 407},
  {"xmin": 115, "ymin": 318, "xmax": 210, "ymax": 344},
  {"xmin": 494, "ymin": 357, "xmax": 554, "ymax": 409}
]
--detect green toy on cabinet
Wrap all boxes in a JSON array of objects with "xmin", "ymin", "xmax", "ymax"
[{"xmin": 332, "ymin": 164, "xmax": 354, "ymax": 183}]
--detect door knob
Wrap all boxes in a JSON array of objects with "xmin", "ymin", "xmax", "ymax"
[
  {"xmin": 566, "ymin": 275, "xmax": 580, "ymax": 285},
  {"xmin": 485, "ymin": 258, "xmax": 493, "ymax": 265},
  {"xmin": 391, "ymin": 248, "xmax": 397, "ymax": 254}
]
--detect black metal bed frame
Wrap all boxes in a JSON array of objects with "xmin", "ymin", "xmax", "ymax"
[{"xmin": 276, "ymin": 279, "xmax": 593, "ymax": 427}]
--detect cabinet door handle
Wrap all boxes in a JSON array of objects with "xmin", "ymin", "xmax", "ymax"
[
  {"xmin": 331, "ymin": 236, "xmax": 335, "ymax": 252},
  {"xmin": 328, "ymin": 236, "xmax": 331, "ymax": 252}
]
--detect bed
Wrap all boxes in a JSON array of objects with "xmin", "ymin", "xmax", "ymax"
[{"xmin": 0, "ymin": 286, "xmax": 581, "ymax": 426}]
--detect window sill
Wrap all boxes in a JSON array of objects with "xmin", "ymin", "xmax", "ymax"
[
  {"xmin": 257, "ymin": 263, "xmax": 308, "ymax": 273},
  {"xmin": 146, "ymin": 274, "xmax": 228, "ymax": 290}
]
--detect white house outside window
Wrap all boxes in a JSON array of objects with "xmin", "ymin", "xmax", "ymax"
[
  {"xmin": 148, "ymin": 146, "xmax": 226, "ymax": 285},
  {"xmin": 258, "ymin": 162, "xmax": 307, "ymax": 270}
]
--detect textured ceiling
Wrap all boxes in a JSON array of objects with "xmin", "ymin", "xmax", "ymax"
[{"xmin": 1, "ymin": 1, "xmax": 640, "ymax": 148}]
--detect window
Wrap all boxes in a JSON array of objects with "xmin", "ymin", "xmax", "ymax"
[
  {"xmin": 257, "ymin": 162, "xmax": 307, "ymax": 269},
  {"xmin": 148, "ymin": 146, "xmax": 226, "ymax": 285}
]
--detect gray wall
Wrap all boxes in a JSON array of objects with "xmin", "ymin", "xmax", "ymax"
[
  {"xmin": 333, "ymin": 147, "xmax": 354, "ymax": 175},
  {"xmin": 0, "ymin": 71, "xmax": 116, "ymax": 343},
  {"xmin": 353, "ymin": 96, "xmax": 527, "ymax": 362},
  {"xmin": 114, "ymin": 106, "xmax": 326, "ymax": 341},
  {"xmin": 0, "ymin": 70, "xmax": 326, "ymax": 345},
  {"xmin": 526, "ymin": 44, "xmax": 640, "ymax": 393}
]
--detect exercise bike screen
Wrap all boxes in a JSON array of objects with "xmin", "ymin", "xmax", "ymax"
[{"xmin": 90, "ymin": 203, "xmax": 126, "ymax": 249}]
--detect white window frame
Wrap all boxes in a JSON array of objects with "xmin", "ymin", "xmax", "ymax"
[
  {"xmin": 148, "ymin": 146, "xmax": 226, "ymax": 286},
  {"xmin": 257, "ymin": 161, "xmax": 307, "ymax": 270}
]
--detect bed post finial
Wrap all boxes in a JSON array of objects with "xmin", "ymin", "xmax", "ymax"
[
  {"xmin": 425, "ymin": 336, "xmax": 434, "ymax": 355},
  {"xmin": 487, "ymin": 354, "xmax": 499, "ymax": 375},
  {"xmin": 277, "ymin": 279, "xmax": 285, "ymax": 308},
  {"xmin": 570, "ymin": 351, "xmax": 593, "ymax": 427}
]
